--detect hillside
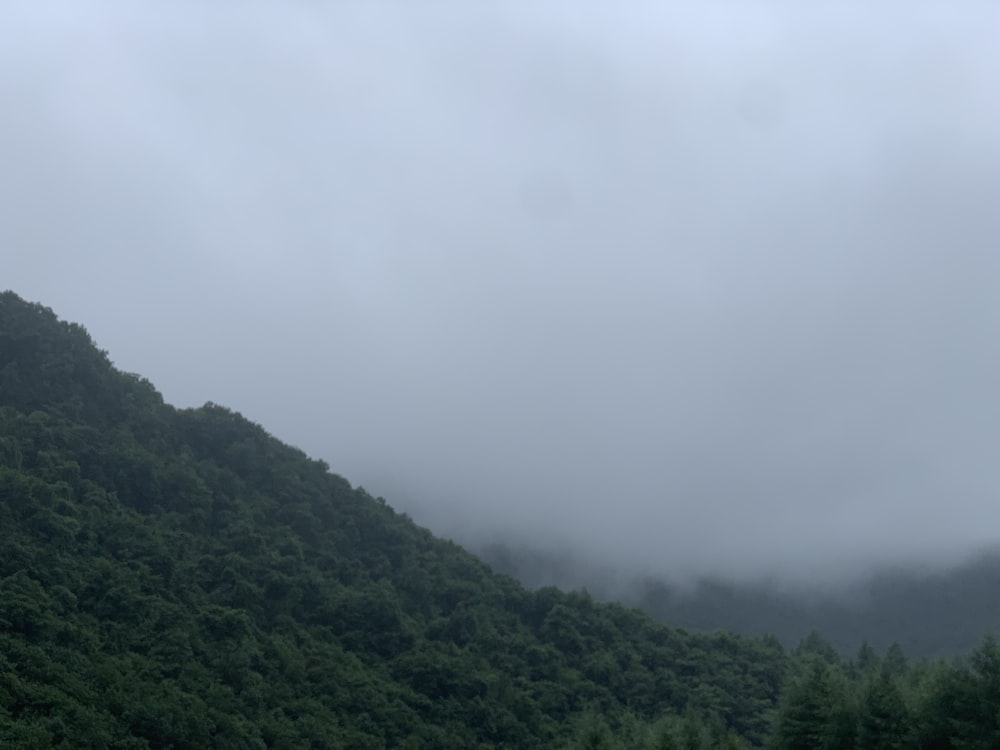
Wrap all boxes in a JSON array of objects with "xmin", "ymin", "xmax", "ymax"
[
  {"xmin": 0, "ymin": 292, "xmax": 783, "ymax": 747},
  {"xmin": 2, "ymin": 291, "xmax": 1000, "ymax": 749}
]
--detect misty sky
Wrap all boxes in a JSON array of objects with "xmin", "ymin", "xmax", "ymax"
[{"xmin": 2, "ymin": 2, "xmax": 999, "ymax": 583}]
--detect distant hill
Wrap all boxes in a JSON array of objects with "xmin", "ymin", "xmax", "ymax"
[
  {"xmin": 478, "ymin": 536, "xmax": 1000, "ymax": 659},
  {"xmin": 635, "ymin": 553, "xmax": 1000, "ymax": 659}
]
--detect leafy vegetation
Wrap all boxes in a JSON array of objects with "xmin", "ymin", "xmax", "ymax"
[{"xmin": 1, "ymin": 291, "xmax": 998, "ymax": 748}]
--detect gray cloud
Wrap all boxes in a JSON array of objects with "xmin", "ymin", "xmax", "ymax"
[{"xmin": 2, "ymin": 2, "xmax": 999, "ymax": 583}]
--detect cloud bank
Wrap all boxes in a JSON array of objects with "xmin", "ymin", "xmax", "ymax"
[{"xmin": 3, "ymin": 1, "xmax": 999, "ymax": 582}]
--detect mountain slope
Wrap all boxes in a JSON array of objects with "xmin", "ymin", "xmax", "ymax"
[{"xmin": 0, "ymin": 292, "xmax": 785, "ymax": 748}]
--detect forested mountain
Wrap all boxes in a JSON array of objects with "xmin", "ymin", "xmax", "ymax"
[
  {"xmin": 1, "ymin": 290, "xmax": 999, "ymax": 749},
  {"xmin": 480, "ymin": 543, "xmax": 1000, "ymax": 658}
]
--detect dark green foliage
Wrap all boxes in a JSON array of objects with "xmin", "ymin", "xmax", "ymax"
[
  {"xmin": 0, "ymin": 292, "xmax": 787, "ymax": 746},
  {"xmin": 767, "ymin": 636, "xmax": 1000, "ymax": 750},
  {"xmin": 937, "ymin": 635, "xmax": 1000, "ymax": 749},
  {"xmin": 793, "ymin": 630, "xmax": 841, "ymax": 666},
  {"xmin": 854, "ymin": 640, "xmax": 879, "ymax": 676},
  {"xmin": 856, "ymin": 668, "xmax": 911, "ymax": 750},
  {"xmin": 771, "ymin": 658, "xmax": 855, "ymax": 750},
  {"xmin": 2, "ymin": 291, "xmax": 1000, "ymax": 749},
  {"xmin": 882, "ymin": 642, "xmax": 907, "ymax": 677}
]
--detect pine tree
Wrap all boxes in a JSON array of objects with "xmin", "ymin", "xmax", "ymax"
[
  {"xmin": 770, "ymin": 659, "xmax": 854, "ymax": 750},
  {"xmin": 855, "ymin": 641, "xmax": 879, "ymax": 676},
  {"xmin": 856, "ymin": 668, "xmax": 911, "ymax": 750}
]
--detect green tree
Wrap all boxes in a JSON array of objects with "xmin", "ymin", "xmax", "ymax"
[
  {"xmin": 771, "ymin": 659, "xmax": 854, "ymax": 750},
  {"xmin": 883, "ymin": 643, "xmax": 908, "ymax": 678},
  {"xmin": 855, "ymin": 641, "xmax": 879, "ymax": 676},
  {"xmin": 856, "ymin": 668, "xmax": 911, "ymax": 750}
]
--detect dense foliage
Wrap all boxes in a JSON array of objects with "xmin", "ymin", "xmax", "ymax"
[
  {"xmin": 1, "ymin": 291, "xmax": 998, "ymax": 749},
  {"xmin": 0, "ymin": 292, "xmax": 782, "ymax": 747}
]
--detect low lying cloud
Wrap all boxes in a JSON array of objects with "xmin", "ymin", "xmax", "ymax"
[{"xmin": 3, "ymin": 1, "xmax": 999, "ymax": 582}]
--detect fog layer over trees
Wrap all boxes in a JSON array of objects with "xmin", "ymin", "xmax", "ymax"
[{"xmin": 2, "ymin": 3, "xmax": 999, "ymax": 583}]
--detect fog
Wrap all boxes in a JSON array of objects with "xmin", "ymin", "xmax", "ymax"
[{"xmin": 3, "ymin": 2, "xmax": 999, "ymax": 584}]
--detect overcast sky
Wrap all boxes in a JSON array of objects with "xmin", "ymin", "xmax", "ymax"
[{"xmin": 2, "ymin": 2, "xmax": 999, "ymax": 583}]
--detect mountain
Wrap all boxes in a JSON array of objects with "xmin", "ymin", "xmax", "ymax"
[
  {"xmin": 3, "ymin": 290, "xmax": 1000, "ymax": 750},
  {"xmin": 0, "ymin": 292, "xmax": 782, "ymax": 747},
  {"xmin": 479, "ymin": 543, "xmax": 1000, "ymax": 659}
]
